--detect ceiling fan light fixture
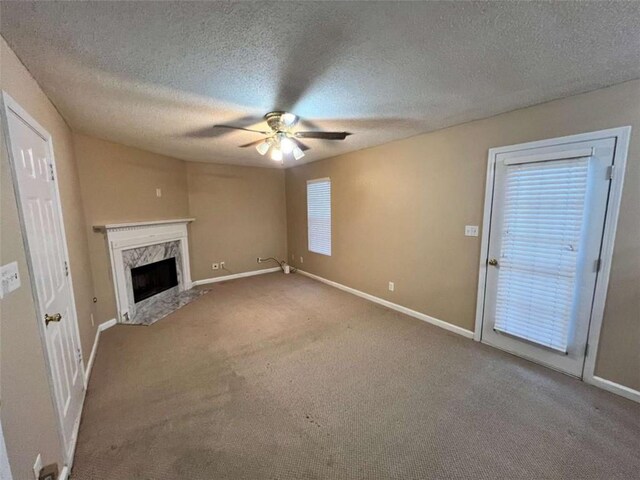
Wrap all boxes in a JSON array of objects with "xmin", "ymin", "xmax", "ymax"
[
  {"xmin": 281, "ymin": 112, "xmax": 297, "ymax": 126},
  {"xmin": 255, "ymin": 140, "xmax": 270, "ymax": 156},
  {"xmin": 219, "ymin": 111, "xmax": 351, "ymax": 163},
  {"xmin": 280, "ymin": 136, "xmax": 295, "ymax": 154},
  {"xmin": 271, "ymin": 147, "xmax": 283, "ymax": 162},
  {"xmin": 292, "ymin": 146, "xmax": 305, "ymax": 160}
]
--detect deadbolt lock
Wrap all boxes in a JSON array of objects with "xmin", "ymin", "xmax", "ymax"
[
  {"xmin": 488, "ymin": 258, "xmax": 499, "ymax": 266},
  {"xmin": 45, "ymin": 313, "xmax": 62, "ymax": 326}
]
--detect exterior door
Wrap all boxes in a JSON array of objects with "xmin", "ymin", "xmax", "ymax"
[
  {"xmin": 2, "ymin": 94, "xmax": 84, "ymax": 462},
  {"xmin": 481, "ymin": 137, "xmax": 616, "ymax": 377}
]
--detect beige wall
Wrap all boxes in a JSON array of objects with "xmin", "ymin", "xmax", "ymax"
[
  {"xmin": 187, "ymin": 162, "xmax": 287, "ymax": 281},
  {"xmin": 73, "ymin": 133, "xmax": 190, "ymax": 323},
  {"xmin": 0, "ymin": 37, "xmax": 97, "ymax": 479},
  {"xmin": 73, "ymin": 135, "xmax": 288, "ymax": 322},
  {"xmin": 286, "ymin": 80, "xmax": 640, "ymax": 391}
]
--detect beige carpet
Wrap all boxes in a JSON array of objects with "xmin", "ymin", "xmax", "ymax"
[{"xmin": 71, "ymin": 273, "xmax": 640, "ymax": 479}]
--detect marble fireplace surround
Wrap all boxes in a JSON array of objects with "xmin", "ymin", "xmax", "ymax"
[
  {"xmin": 123, "ymin": 240, "xmax": 183, "ymax": 322},
  {"xmin": 94, "ymin": 219, "xmax": 194, "ymax": 324}
]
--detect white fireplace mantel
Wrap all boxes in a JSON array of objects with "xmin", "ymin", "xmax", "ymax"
[
  {"xmin": 94, "ymin": 218, "xmax": 195, "ymax": 323},
  {"xmin": 93, "ymin": 218, "xmax": 195, "ymax": 233}
]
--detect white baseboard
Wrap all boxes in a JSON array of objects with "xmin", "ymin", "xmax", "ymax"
[
  {"xmin": 297, "ymin": 270, "xmax": 474, "ymax": 339},
  {"xmin": 99, "ymin": 318, "xmax": 117, "ymax": 332},
  {"xmin": 587, "ymin": 375, "xmax": 640, "ymax": 403},
  {"xmin": 84, "ymin": 318, "xmax": 117, "ymax": 386},
  {"xmin": 193, "ymin": 267, "xmax": 281, "ymax": 286},
  {"xmin": 58, "ymin": 465, "xmax": 69, "ymax": 480}
]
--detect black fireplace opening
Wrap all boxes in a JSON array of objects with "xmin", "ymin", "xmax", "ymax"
[{"xmin": 131, "ymin": 257, "xmax": 178, "ymax": 303}]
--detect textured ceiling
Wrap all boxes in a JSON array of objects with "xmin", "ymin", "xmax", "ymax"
[{"xmin": 1, "ymin": 1, "xmax": 639, "ymax": 168}]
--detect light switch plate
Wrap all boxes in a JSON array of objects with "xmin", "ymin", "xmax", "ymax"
[
  {"xmin": 0, "ymin": 261, "xmax": 20, "ymax": 298},
  {"xmin": 156, "ymin": 188, "xmax": 162, "ymax": 198},
  {"xmin": 465, "ymin": 225, "xmax": 479, "ymax": 237}
]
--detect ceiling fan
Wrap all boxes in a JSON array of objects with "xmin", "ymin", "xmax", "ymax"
[{"xmin": 214, "ymin": 111, "xmax": 351, "ymax": 163}]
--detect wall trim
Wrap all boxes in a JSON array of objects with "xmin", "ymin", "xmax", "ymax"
[
  {"xmin": 297, "ymin": 270, "xmax": 474, "ymax": 338},
  {"xmin": 84, "ymin": 319, "xmax": 117, "ymax": 386},
  {"xmin": 588, "ymin": 376, "xmax": 640, "ymax": 404},
  {"xmin": 193, "ymin": 267, "xmax": 281, "ymax": 286},
  {"xmin": 0, "ymin": 417, "xmax": 12, "ymax": 480},
  {"xmin": 58, "ymin": 465, "xmax": 69, "ymax": 480},
  {"xmin": 65, "ymin": 413, "xmax": 82, "ymax": 480}
]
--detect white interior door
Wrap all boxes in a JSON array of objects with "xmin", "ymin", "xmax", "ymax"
[
  {"xmin": 3, "ymin": 95, "xmax": 84, "ymax": 463},
  {"xmin": 481, "ymin": 137, "xmax": 616, "ymax": 376}
]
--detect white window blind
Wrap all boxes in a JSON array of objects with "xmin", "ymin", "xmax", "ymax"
[
  {"xmin": 494, "ymin": 157, "xmax": 590, "ymax": 352},
  {"xmin": 307, "ymin": 178, "xmax": 331, "ymax": 256}
]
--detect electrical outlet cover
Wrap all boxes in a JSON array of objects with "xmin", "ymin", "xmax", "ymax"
[{"xmin": 388, "ymin": 281, "xmax": 395, "ymax": 292}]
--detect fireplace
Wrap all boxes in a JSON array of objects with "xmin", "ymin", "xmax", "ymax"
[
  {"xmin": 131, "ymin": 257, "xmax": 178, "ymax": 303},
  {"xmin": 93, "ymin": 219, "xmax": 194, "ymax": 324}
]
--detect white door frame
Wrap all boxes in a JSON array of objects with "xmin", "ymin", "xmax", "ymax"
[
  {"xmin": 474, "ymin": 127, "xmax": 632, "ymax": 392},
  {"xmin": 1, "ymin": 91, "xmax": 86, "ymax": 467},
  {"xmin": 0, "ymin": 414, "xmax": 13, "ymax": 480}
]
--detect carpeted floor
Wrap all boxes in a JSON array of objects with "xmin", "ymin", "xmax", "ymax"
[{"xmin": 71, "ymin": 272, "xmax": 640, "ymax": 479}]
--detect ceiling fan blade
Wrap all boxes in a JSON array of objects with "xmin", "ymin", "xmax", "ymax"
[
  {"xmin": 239, "ymin": 138, "xmax": 268, "ymax": 148},
  {"xmin": 182, "ymin": 115, "xmax": 264, "ymax": 138},
  {"xmin": 292, "ymin": 138, "xmax": 310, "ymax": 151},
  {"xmin": 274, "ymin": 17, "xmax": 349, "ymax": 112},
  {"xmin": 213, "ymin": 125, "xmax": 270, "ymax": 134},
  {"xmin": 295, "ymin": 131, "xmax": 352, "ymax": 140}
]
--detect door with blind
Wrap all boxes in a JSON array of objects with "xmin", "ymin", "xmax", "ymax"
[{"xmin": 481, "ymin": 137, "xmax": 616, "ymax": 376}]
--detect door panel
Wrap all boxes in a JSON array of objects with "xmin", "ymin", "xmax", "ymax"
[
  {"xmin": 481, "ymin": 137, "xmax": 616, "ymax": 376},
  {"xmin": 4, "ymin": 102, "xmax": 84, "ymax": 462}
]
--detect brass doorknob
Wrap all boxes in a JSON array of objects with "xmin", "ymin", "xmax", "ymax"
[
  {"xmin": 45, "ymin": 313, "xmax": 62, "ymax": 326},
  {"xmin": 488, "ymin": 258, "xmax": 499, "ymax": 266}
]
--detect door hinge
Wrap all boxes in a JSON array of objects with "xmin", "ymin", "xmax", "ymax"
[
  {"xmin": 64, "ymin": 260, "xmax": 69, "ymax": 277},
  {"xmin": 584, "ymin": 343, "xmax": 589, "ymax": 356},
  {"xmin": 595, "ymin": 258, "xmax": 602, "ymax": 272},
  {"xmin": 49, "ymin": 163, "xmax": 55, "ymax": 181},
  {"xmin": 607, "ymin": 165, "xmax": 615, "ymax": 180},
  {"xmin": 77, "ymin": 347, "xmax": 82, "ymax": 364}
]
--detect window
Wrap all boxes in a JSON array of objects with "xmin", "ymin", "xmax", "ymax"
[{"xmin": 307, "ymin": 178, "xmax": 331, "ymax": 256}]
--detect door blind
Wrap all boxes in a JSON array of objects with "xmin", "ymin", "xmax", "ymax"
[
  {"xmin": 307, "ymin": 178, "xmax": 331, "ymax": 256},
  {"xmin": 494, "ymin": 157, "xmax": 590, "ymax": 352}
]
